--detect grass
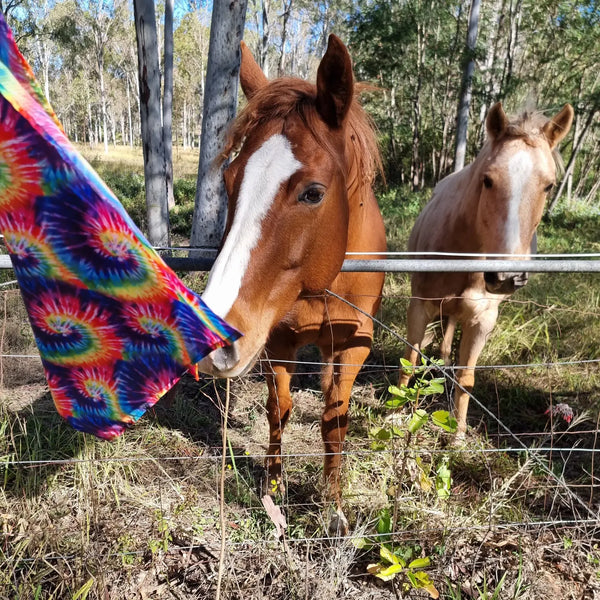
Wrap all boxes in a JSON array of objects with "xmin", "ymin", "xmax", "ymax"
[{"xmin": 0, "ymin": 147, "xmax": 599, "ymax": 598}]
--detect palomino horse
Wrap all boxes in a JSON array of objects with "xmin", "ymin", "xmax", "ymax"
[
  {"xmin": 400, "ymin": 102, "xmax": 573, "ymax": 435},
  {"xmin": 199, "ymin": 36, "xmax": 386, "ymax": 531}
]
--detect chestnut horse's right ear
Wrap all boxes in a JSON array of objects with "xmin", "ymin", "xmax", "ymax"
[
  {"xmin": 239, "ymin": 40, "xmax": 268, "ymax": 99},
  {"xmin": 316, "ymin": 34, "xmax": 354, "ymax": 129},
  {"xmin": 486, "ymin": 102, "xmax": 509, "ymax": 140}
]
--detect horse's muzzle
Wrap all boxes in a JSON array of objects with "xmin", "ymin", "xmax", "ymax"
[
  {"xmin": 197, "ymin": 342, "xmax": 262, "ymax": 378},
  {"xmin": 484, "ymin": 271, "xmax": 529, "ymax": 295},
  {"xmin": 198, "ymin": 343, "xmax": 242, "ymax": 378}
]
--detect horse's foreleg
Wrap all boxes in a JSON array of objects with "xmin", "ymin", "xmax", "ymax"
[
  {"xmin": 454, "ymin": 313, "xmax": 498, "ymax": 435},
  {"xmin": 440, "ymin": 315, "xmax": 457, "ymax": 365},
  {"xmin": 399, "ymin": 298, "xmax": 429, "ymax": 386},
  {"xmin": 265, "ymin": 359, "xmax": 296, "ymax": 494},
  {"xmin": 321, "ymin": 344, "xmax": 371, "ymax": 533}
]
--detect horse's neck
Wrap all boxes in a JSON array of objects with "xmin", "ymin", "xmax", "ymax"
[
  {"xmin": 439, "ymin": 162, "xmax": 484, "ymax": 246},
  {"xmin": 346, "ymin": 185, "xmax": 384, "ymax": 252}
]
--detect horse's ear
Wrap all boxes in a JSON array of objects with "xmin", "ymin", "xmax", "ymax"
[
  {"xmin": 486, "ymin": 102, "xmax": 508, "ymax": 140},
  {"xmin": 239, "ymin": 40, "xmax": 268, "ymax": 100},
  {"xmin": 542, "ymin": 104, "xmax": 574, "ymax": 149},
  {"xmin": 316, "ymin": 34, "xmax": 354, "ymax": 128}
]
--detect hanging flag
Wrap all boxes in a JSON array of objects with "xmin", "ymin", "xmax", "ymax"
[{"xmin": 0, "ymin": 13, "xmax": 239, "ymax": 439}]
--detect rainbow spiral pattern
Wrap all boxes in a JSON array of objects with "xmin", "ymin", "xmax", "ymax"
[{"xmin": 0, "ymin": 14, "xmax": 240, "ymax": 439}]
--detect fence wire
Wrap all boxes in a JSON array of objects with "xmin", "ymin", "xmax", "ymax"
[{"xmin": 0, "ymin": 270, "xmax": 599, "ymax": 597}]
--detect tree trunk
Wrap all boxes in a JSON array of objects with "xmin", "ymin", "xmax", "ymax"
[
  {"xmin": 127, "ymin": 75, "xmax": 134, "ymax": 147},
  {"xmin": 163, "ymin": 0, "xmax": 175, "ymax": 210},
  {"xmin": 98, "ymin": 52, "xmax": 109, "ymax": 155},
  {"xmin": 261, "ymin": 0, "xmax": 270, "ymax": 77},
  {"xmin": 133, "ymin": 0, "xmax": 169, "ymax": 248},
  {"xmin": 190, "ymin": 0, "xmax": 248, "ymax": 251},
  {"xmin": 277, "ymin": 0, "xmax": 292, "ymax": 76},
  {"xmin": 454, "ymin": 0, "xmax": 481, "ymax": 172}
]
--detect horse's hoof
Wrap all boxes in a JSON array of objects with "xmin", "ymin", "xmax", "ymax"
[
  {"xmin": 327, "ymin": 507, "xmax": 349, "ymax": 537},
  {"xmin": 451, "ymin": 430, "xmax": 467, "ymax": 446}
]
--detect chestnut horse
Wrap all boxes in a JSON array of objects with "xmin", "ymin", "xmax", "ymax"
[
  {"xmin": 199, "ymin": 36, "xmax": 386, "ymax": 532},
  {"xmin": 400, "ymin": 102, "xmax": 573, "ymax": 436}
]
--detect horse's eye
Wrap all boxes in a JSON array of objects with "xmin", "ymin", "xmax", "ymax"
[
  {"xmin": 483, "ymin": 175, "xmax": 493, "ymax": 189},
  {"xmin": 544, "ymin": 183, "xmax": 555, "ymax": 193},
  {"xmin": 298, "ymin": 185, "xmax": 325, "ymax": 205}
]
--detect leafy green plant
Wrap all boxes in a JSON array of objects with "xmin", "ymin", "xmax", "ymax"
[
  {"xmin": 357, "ymin": 357, "xmax": 457, "ymax": 596},
  {"xmin": 149, "ymin": 510, "xmax": 172, "ymax": 555}
]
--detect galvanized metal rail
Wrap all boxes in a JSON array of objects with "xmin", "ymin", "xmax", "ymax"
[{"xmin": 1, "ymin": 254, "xmax": 600, "ymax": 273}]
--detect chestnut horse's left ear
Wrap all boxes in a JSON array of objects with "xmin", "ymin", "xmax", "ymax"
[
  {"xmin": 543, "ymin": 104, "xmax": 574, "ymax": 149},
  {"xmin": 316, "ymin": 34, "xmax": 354, "ymax": 128},
  {"xmin": 240, "ymin": 40, "xmax": 268, "ymax": 100}
]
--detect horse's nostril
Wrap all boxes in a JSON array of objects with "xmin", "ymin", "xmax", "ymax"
[
  {"xmin": 210, "ymin": 344, "xmax": 240, "ymax": 373},
  {"xmin": 484, "ymin": 272, "xmax": 498, "ymax": 286}
]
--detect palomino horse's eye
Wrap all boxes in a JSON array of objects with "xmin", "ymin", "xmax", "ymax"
[
  {"xmin": 544, "ymin": 183, "xmax": 555, "ymax": 193},
  {"xmin": 298, "ymin": 185, "xmax": 325, "ymax": 205},
  {"xmin": 483, "ymin": 175, "xmax": 493, "ymax": 189}
]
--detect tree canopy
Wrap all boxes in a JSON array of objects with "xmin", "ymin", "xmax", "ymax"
[{"xmin": 4, "ymin": 0, "xmax": 599, "ymax": 209}]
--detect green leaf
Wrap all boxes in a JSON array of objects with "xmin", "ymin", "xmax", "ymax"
[
  {"xmin": 408, "ymin": 409, "xmax": 429, "ymax": 433},
  {"xmin": 407, "ymin": 571, "xmax": 419, "ymax": 588},
  {"xmin": 435, "ymin": 458, "xmax": 452, "ymax": 499},
  {"xmin": 388, "ymin": 384, "xmax": 406, "ymax": 396},
  {"xmin": 421, "ymin": 379, "xmax": 445, "ymax": 396},
  {"xmin": 352, "ymin": 537, "xmax": 372, "ymax": 550},
  {"xmin": 380, "ymin": 545, "xmax": 400, "ymax": 565},
  {"xmin": 376, "ymin": 563, "xmax": 404, "ymax": 580},
  {"xmin": 370, "ymin": 427, "xmax": 392, "ymax": 441},
  {"xmin": 385, "ymin": 395, "xmax": 410, "ymax": 409},
  {"xmin": 408, "ymin": 557, "xmax": 431, "ymax": 569},
  {"xmin": 376, "ymin": 510, "xmax": 392, "ymax": 536},
  {"xmin": 431, "ymin": 410, "xmax": 458, "ymax": 433}
]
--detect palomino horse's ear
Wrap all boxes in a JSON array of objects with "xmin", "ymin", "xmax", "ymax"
[
  {"xmin": 542, "ymin": 104, "xmax": 574, "ymax": 149},
  {"xmin": 486, "ymin": 102, "xmax": 509, "ymax": 140},
  {"xmin": 239, "ymin": 40, "xmax": 268, "ymax": 100},
  {"xmin": 316, "ymin": 34, "xmax": 354, "ymax": 128}
]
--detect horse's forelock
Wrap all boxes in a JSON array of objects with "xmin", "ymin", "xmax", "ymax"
[
  {"xmin": 485, "ymin": 110, "xmax": 565, "ymax": 174},
  {"xmin": 220, "ymin": 78, "xmax": 381, "ymax": 188}
]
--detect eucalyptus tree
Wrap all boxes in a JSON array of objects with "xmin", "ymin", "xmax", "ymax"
[
  {"xmin": 133, "ymin": 0, "xmax": 169, "ymax": 247},
  {"xmin": 190, "ymin": 0, "xmax": 247, "ymax": 251}
]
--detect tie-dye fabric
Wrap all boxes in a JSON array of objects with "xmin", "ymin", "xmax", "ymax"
[{"xmin": 0, "ymin": 13, "xmax": 239, "ymax": 439}]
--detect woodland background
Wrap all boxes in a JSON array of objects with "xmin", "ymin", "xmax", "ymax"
[{"xmin": 2, "ymin": 0, "xmax": 599, "ymax": 214}]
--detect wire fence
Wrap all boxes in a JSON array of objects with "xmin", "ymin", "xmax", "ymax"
[{"xmin": 0, "ymin": 254, "xmax": 599, "ymax": 597}]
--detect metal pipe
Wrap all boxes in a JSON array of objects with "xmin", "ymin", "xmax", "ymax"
[{"xmin": 1, "ymin": 254, "xmax": 599, "ymax": 273}]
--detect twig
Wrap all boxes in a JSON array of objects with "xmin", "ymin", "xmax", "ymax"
[
  {"xmin": 216, "ymin": 378, "xmax": 230, "ymax": 600},
  {"xmin": 591, "ymin": 411, "xmax": 600, "ymax": 507}
]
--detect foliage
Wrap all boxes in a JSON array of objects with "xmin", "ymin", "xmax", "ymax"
[{"xmin": 356, "ymin": 357, "xmax": 457, "ymax": 596}]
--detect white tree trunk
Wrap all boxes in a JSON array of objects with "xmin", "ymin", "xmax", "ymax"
[
  {"xmin": 190, "ymin": 0, "xmax": 248, "ymax": 251},
  {"xmin": 454, "ymin": 0, "xmax": 481, "ymax": 172},
  {"xmin": 163, "ymin": 0, "xmax": 175, "ymax": 210},
  {"xmin": 133, "ymin": 0, "xmax": 169, "ymax": 248}
]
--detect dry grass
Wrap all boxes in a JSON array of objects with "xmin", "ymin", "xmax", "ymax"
[
  {"xmin": 74, "ymin": 143, "xmax": 200, "ymax": 180},
  {"xmin": 0, "ymin": 177, "xmax": 599, "ymax": 598}
]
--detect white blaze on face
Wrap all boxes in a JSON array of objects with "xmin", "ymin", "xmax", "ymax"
[
  {"xmin": 202, "ymin": 134, "xmax": 302, "ymax": 318},
  {"xmin": 504, "ymin": 149, "xmax": 533, "ymax": 254}
]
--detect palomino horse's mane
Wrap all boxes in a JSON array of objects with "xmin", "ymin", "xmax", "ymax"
[
  {"xmin": 481, "ymin": 109, "xmax": 565, "ymax": 173},
  {"xmin": 220, "ymin": 77, "xmax": 382, "ymax": 191}
]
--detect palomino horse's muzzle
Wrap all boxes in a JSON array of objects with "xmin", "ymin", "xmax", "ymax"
[
  {"xmin": 484, "ymin": 271, "xmax": 529, "ymax": 294},
  {"xmin": 484, "ymin": 232, "xmax": 536, "ymax": 294}
]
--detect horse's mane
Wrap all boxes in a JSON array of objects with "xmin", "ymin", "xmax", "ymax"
[
  {"xmin": 220, "ymin": 77, "xmax": 382, "ymax": 189},
  {"xmin": 482, "ymin": 109, "xmax": 565, "ymax": 173}
]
